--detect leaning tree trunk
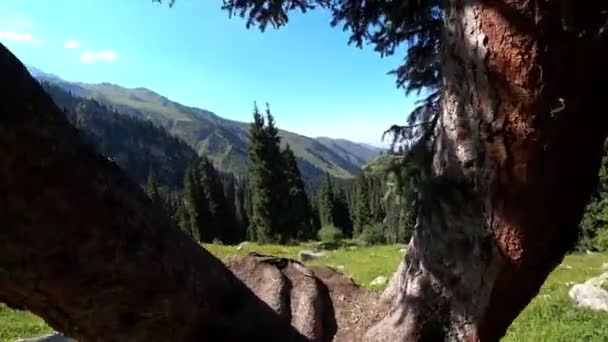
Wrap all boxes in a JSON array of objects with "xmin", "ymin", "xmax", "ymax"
[
  {"xmin": 0, "ymin": 43, "xmax": 312, "ymax": 341},
  {"xmin": 367, "ymin": 1, "xmax": 608, "ymax": 341}
]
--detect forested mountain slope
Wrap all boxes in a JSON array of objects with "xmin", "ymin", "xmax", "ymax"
[{"xmin": 30, "ymin": 66, "xmax": 381, "ymax": 182}]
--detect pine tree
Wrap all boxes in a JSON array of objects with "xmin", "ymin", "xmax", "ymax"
[
  {"xmin": 310, "ymin": 198, "xmax": 321, "ymax": 235},
  {"xmin": 199, "ymin": 157, "xmax": 220, "ymax": 241},
  {"xmin": 235, "ymin": 177, "xmax": 250, "ymax": 241},
  {"xmin": 183, "ymin": 166, "xmax": 210, "ymax": 242},
  {"xmin": 263, "ymin": 105, "xmax": 291, "ymax": 243},
  {"xmin": 199, "ymin": 157, "xmax": 239, "ymax": 243},
  {"xmin": 282, "ymin": 144, "xmax": 314, "ymax": 240},
  {"xmin": 247, "ymin": 104, "xmax": 273, "ymax": 243},
  {"xmin": 146, "ymin": 170, "xmax": 162, "ymax": 205},
  {"xmin": 317, "ymin": 173, "xmax": 335, "ymax": 228},
  {"xmin": 175, "ymin": 198, "xmax": 194, "ymax": 238},
  {"xmin": 353, "ymin": 175, "xmax": 372, "ymax": 236},
  {"xmin": 222, "ymin": 173, "xmax": 243, "ymax": 243},
  {"xmin": 333, "ymin": 188, "xmax": 353, "ymax": 238},
  {"xmin": 246, "ymin": 104, "xmax": 294, "ymax": 243}
]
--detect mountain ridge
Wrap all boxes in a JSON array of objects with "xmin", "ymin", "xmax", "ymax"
[{"xmin": 28, "ymin": 66, "xmax": 382, "ymax": 182}]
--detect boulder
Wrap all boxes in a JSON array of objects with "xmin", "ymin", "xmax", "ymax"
[
  {"xmin": 601, "ymin": 262, "xmax": 608, "ymax": 272},
  {"xmin": 347, "ymin": 246, "xmax": 358, "ymax": 251},
  {"xmin": 15, "ymin": 333, "xmax": 76, "ymax": 342},
  {"xmin": 584, "ymin": 272, "xmax": 608, "ymax": 290},
  {"xmin": 299, "ymin": 250, "xmax": 325, "ymax": 262},
  {"xmin": 224, "ymin": 253, "xmax": 389, "ymax": 341},
  {"xmin": 569, "ymin": 284, "xmax": 608, "ymax": 311},
  {"xmin": 236, "ymin": 241, "xmax": 250, "ymax": 251},
  {"xmin": 398, "ymin": 248, "xmax": 407, "ymax": 253},
  {"xmin": 370, "ymin": 276, "xmax": 388, "ymax": 287}
]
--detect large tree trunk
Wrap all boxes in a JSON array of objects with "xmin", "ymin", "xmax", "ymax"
[
  {"xmin": 367, "ymin": 1, "xmax": 608, "ymax": 341},
  {"xmin": 0, "ymin": 43, "xmax": 310, "ymax": 341}
]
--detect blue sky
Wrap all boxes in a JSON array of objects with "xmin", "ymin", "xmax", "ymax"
[{"xmin": 0, "ymin": 0, "xmax": 418, "ymax": 145}]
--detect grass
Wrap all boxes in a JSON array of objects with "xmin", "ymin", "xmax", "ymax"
[
  {"xmin": 205, "ymin": 242, "xmax": 404, "ymax": 289},
  {"xmin": 504, "ymin": 253, "xmax": 608, "ymax": 341},
  {"xmin": 2, "ymin": 244, "xmax": 608, "ymax": 341},
  {"xmin": 0, "ymin": 305, "xmax": 52, "ymax": 342}
]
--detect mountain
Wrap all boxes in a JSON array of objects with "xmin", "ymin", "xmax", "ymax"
[
  {"xmin": 41, "ymin": 81, "xmax": 199, "ymax": 188},
  {"xmin": 29, "ymin": 66, "xmax": 381, "ymax": 182}
]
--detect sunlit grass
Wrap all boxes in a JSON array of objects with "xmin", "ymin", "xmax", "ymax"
[
  {"xmin": 503, "ymin": 253, "xmax": 608, "ymax": 341},
  {"xmin": 204, "ymin": 242, "xmax": 404, "ymax": 288},
  {"xmin": 0, "ymin": 305, "xmax": 52, "ymax": 342}
]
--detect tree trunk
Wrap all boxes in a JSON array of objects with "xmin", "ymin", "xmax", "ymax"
[
  {"xmin": 0, "ymin": 43, "xmax": 308, "ymax": 341},
  {"xmin": 367, "ymin": 1, "xmax": 608, "ymax": 341}
]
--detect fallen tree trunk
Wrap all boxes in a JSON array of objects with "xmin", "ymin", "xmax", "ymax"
[
  {"xmin": 367, "ymin": 1, "xmax": 608, "ymax": 341},
  {"xmin": 0, "ymin": 43, "xmax": 308, "ymax": 341}
]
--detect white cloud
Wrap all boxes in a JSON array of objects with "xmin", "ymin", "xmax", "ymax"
[
  {"xmin": 80, "ymin": 50, "xmax": 117, "ymax": 64},
  {"xmin": 63, "ymin": 40, "xmax": 80, "ymax": 49},
  {"xmin": 0, "ymin": 30, "xmax": 38, "ymax": 44},
  {"xmin": 0, "ymin": 13, "xmax": 40, "ymax": 45}
]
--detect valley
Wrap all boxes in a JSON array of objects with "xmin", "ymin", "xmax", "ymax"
[{"xmin": 28, "ymin": 66, "xmax": 381, "ymax": 185}]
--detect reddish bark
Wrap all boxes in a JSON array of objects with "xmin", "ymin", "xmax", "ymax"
[
  {"xmin": 367, "ymin": 1, "xmax": 608, "ymax": 341},
  {"xmin": 478, "ymin": 1, "xmax": 608, "ymax": 338}
]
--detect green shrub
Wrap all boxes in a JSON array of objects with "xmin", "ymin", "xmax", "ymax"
[
  {"xmin": 593, "ymin": 228, "xmax": 608, "ymax": 251},
  {"xmin": 359, "ymin": 223, "xmax": 387, "ymax": 245},
  {"xmin": 317, "ymin": 225, "xmax": 343, "ymax": 243}
]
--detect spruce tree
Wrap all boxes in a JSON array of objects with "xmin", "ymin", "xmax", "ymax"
[
  {"xmin": 317, "ymin": 173, "xmax": 335, "ymax": 228},
  {"xmin": 199, "ymin": 157, "xmax": 237, "ymax": 243},
  {"xmin": 182, "ymin": 166, "xmax": 211, "ymax": 242},
  {"xmin": 333, "ymin": 188, "xmax": 353, "ymax": 238},
  {"xmin": 146, "ymin": 170, "xmax": 162, "ymax": 206},
  {"xmin": 310, "ymin": 198, "xmax": 321, "ymax": 235},
  {"xmin": 263, "ymin": 105, "xmax": 291, "ymax": 243},
  {"xmin": 247, "ymin": 104, "xmax": 273, "ymax": 242},
  {"xmin": 222, "ymin": 173, "xmax": 243, "ymax": 243},
  {"xmin": 235, "ymin": 177, "xmax": 250, "ymax": 241},
  {"xmin": 183, "ymin": 167, "xmax": 200, "ymax": 241},
  {"xmin": 353, "ymin": 175, "xmax": 373, "ymax": 236},
  {"xmin": 175, "ymin": 198, "xmax": 194, "ymax": 239},
  {"xmin": 282, "ymin": 144, "xmax": 314, "ymax": 240},
  {"xmin": 199, "ymin": 157, "xmax": 220, "ymax": 241}
]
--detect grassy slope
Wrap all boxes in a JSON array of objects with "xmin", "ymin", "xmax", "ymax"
[
  {"xmin": 0, "ymin": 307, "xmax": 51, "ymax": 342},
  {"xmin": 3, "ymin": 245, "xmax": 607, "ymax": 341},
  {"xmin": 74, "ymin": 83, "xmax": 377, "ymax": 179}
]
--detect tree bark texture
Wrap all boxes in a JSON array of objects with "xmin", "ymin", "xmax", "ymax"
[
  {"xmin": 0, "ymin": 43, "xmax": 308, "ymax": 342},
  {"xmin": 367, "ymin": 1, "xmax": 608, "ymax": 341}
]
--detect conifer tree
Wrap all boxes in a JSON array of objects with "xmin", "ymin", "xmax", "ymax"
[
  {"xmin": 182, "ymin": 166, "xmax": 210, "ymax": 242},
  {"xmin": 317, "ymin": 173, "xmax": 335, "ymax": 228},
  {"xmin": 333, "ymin": 188, "xmax": 353, "ymax": 238},
  {"xmin": 175, "ymin": 198, "xmax": 194, "ymax": 238},
  {"xmin": 352, "ymin": 175, "xmax": 372, "ymax": 236},
  {"xmin": 234, "ymin": 177, "xmax": 250, "ymax": 241},
  {"xmin": 310, "ymin": 198, "xmax": 321, "ymax": 235},
  {"xmin": 146, "ymin": 170, "xmax": 162, "ymax": 206},
  {"xmin": 222, "ymin": 173, "xmax": 243, "ymax": 243},
  {"xmin": 199, "ymin": 157, "xmax": 222, "ymax": 242},
  {"xmin": 247, "ymin": 104, "xmax": 273, "ymax": 242},
  {"xmin": 263, "ymin": 105, "xmax": 291, "ymax": 242},
  {"xmin": 282, "ymin": 144, "xmax": 314, "ymax": 240}
]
